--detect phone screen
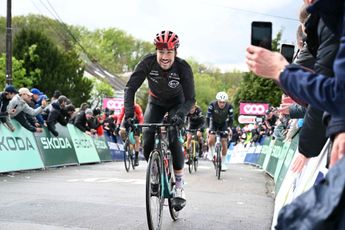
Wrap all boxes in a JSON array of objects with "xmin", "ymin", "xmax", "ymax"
[
  {"xmin": 281, "ymin": 44, "xmax": 295, "ymax": 63},
  {"xmin": 251, "ymin": 21, "xmax": 272, "ymax": 50}
]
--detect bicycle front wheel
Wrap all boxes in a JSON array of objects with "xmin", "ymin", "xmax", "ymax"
[
  {"xmin": 146, "ymin": 150, "xmax": 164, "ymax": 230},
  {"xmin": 123, "ymin": 140, "xmax": 131, "ymax": 172},
  {"xmin": 216, "ymin": 147, "xmax": 222, "ymax": 180},
  {"xmin": 194, "ymin": 142, "xmax": 199, "ymax": 172}
]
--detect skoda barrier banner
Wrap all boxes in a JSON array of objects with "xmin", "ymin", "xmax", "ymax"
[
  {"xmin": 104, "ymin": 132, "xmax": 124, "ymax": 160},
  {"xmin": 67, "ymin": 124, "xmax": 100, "ymax": 164},
  {"xmin": 0, "ymin": 120, "xmax": 44, "ymax": 173},
  {"xmin": 34, "ymin": 124, "xmax": 78, "ymax": 167},
  {"xmin": 92, "ymin": 135, "xmax": 112, "ymax": 162}
]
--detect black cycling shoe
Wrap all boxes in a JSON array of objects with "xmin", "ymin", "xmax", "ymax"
[
  {"xmin": 185, "ymin": 158, "xmax": 192, "ymax": 165},
  {"xmin": 172, "ymin": 188, "xmax": 186, "ymax": 211},
  {"xmin": 134, "ymin": 157, "xmax": 139, "ymax": 166}
]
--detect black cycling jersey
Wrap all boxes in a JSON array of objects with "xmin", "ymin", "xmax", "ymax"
[
  {"xmin": 186, "ymin": 106, "xmax": 204, "ymax": 129},
  {"xmin": 124, "ymin": 54, "xmax": 195, "ymax": 118},
  {"xmin": 123, "ymin": 53, "xmax": 196, "ymax": 171},
  {"xmin": 206, "ymin": 100, "xmax": 234, "ymax": 129}
]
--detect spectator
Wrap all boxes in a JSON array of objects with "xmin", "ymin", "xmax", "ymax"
[
  {"xmin": 0, "ymin": 85, "xmax": 18, "ymax": 131},
  {"xmin": 51, "ymin": 90, "xmax": 62, "ymax": 102},
  {"xmin": 73, "ymin": 108, "xmax": 95, "ymax": 136},
  {"xmin": 7, "ymin": 88, "xmax": 46, "ymax": 133},
  {"xmin": 31, "ymin": 88, "xmax": 48, "ymax": 126},
  {"xmin": 46, "ymin": 95, "xmax": 70, "ymax": 136},
  {"xmin": 103, "ymin": 112, "xmax": 118, "ymax": 142},
  {"xmin": 245, "ymin": 0, "xmax": 344, "ymax": 168}
]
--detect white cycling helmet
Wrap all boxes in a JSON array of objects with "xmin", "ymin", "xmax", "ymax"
[{"xmin": 216, "ymin": 91, "xmax": 228, "ymax": 102}]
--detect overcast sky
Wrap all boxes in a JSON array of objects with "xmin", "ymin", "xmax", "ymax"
[{"xmin": 0, "ymin": 0, "xmax": 300, "ymax": 72}]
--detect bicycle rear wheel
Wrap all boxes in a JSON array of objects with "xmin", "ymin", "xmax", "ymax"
[
  {"xmin": 123, "ymin": 140, "xmax": 131, "ymax": 172},
  {"xmin": 146, "ymin": 150, "xmax": 164, "ymax": 230}
]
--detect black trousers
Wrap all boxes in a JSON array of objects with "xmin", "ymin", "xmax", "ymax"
[
  {"xmin": 142, "ymin": 102, "xmax": 184, "ymax": 170},
  {"xmin": 299, "ymin": 105, "xmax": 327, "ymax": 158}
]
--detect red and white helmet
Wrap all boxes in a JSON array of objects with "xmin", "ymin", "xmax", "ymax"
[{"xmin": 154, "ymin": 30, "xmax": 180, "ymax": 50}]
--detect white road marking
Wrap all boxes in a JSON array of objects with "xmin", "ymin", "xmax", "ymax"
[{"xmin": 67, "ymin": 177, "xmax": 145, "ymax": 184}]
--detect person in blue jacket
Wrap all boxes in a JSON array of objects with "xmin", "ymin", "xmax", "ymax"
[{"xmin": 245, "ymin": 0, "xmax": 345, "ymax": 167}]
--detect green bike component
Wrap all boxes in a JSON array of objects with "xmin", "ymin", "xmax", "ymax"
[{"xmin": 129, "ymin": 131, "xmax": 136, "ymax": 145}]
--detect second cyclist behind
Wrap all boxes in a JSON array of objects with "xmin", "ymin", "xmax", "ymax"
[
  {"xmin": 206, "ymin": 92, "xmax": 234, "ymax": 171},
  {"xmin": 185, "ymin": 103, "xmax": 205, "ymax": 164}
]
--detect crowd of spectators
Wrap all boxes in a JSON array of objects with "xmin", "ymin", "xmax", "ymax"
[{"xmin": 0, "ymin": 85, "xmax": 121, "ymax": 139}]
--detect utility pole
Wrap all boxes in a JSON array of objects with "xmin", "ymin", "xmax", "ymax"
[{"xmin": 5, "ymin": 0, "xmax": 13, "ymax": 85}]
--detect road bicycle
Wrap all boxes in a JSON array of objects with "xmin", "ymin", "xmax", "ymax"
[
  {"xmin": 135, "ymin": 123, "xmax": 184, "ymax": 230},
  {"xmin": 123, "ymin": 127, "xmax": 136, "ymax": 172},
  {"xmin": 185, "ymin": 129, "xmax": 199, "ymax": 174},
  {"xmin": 211, "ymin": 131, "xmax": 225, "ymax": 180}
]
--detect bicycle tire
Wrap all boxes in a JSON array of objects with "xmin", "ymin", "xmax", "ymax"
[
  {"xmin": 131, "ymin": 150, "xmax": 136, "ymax": 170},
  {"xmin": 168, "ymin": 170, "xmax": 179, "ymax": 220},
  {"xmin": 194, "ymin": 142, "xmax": 199, "ymax": 172},
  {"xmin": 188, "ymin": 146, "xmax": 193, "ymax": 174},
  {"xmin": 146, "ymin": 150, "xmax": 164, "ymax": 230},
  {"xmin": 216, "ymin": 146, "xmax": 222, "ymax": 180},
  {"xmin": 215, "ymin": 146, "xmax": 221, "ymax": 179},
  {"xmin": 123, "ymin": 140, "xmax": 131, "ymax": 172}
]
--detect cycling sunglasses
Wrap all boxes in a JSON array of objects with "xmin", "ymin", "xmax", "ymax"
[{"xmin": 155, "ymin": 42, "xmax": 175, "ymax": 50}]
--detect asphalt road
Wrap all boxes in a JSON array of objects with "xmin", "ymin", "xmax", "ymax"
[{"xmin": 0, "ymin": 160, "xmax": 274, "ymax": 230}]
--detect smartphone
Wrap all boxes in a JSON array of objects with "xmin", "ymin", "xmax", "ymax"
[
  {"xmin": 251, "ymin": 21, "xmax": 272, "ymax": 50},
  {"xmin": 281, "ymin": 44, "xmax": 295, "ymax": 63}
]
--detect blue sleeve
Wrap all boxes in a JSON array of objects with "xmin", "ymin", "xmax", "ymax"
[
  {"xmin": 279, "ymin": 63, "xmax": 345, "ymax": 117},
  {"xmin": 326, "ymin": 116, "xmax": 345, "ymax": 138}
]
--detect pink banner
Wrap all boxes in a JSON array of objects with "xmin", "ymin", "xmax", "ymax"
[
  {"xmin": 240, "ymin": 102, "xmax": 269, "ymax": 115},
  {"xmin": 102, "ymin": 98, "xmax": 124, "ymax": 114}
]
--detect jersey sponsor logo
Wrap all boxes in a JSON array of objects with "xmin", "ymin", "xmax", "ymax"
[
  {"xmin": 168, "ymin": 80, "xmax": 180, "ymax": 88},
  {"xmin": 169, "ymin": 72, "xmax": 180, "ymax": 80},
  {"xmin": 149, "ymin": 70, "xmax": 159, "ymax": 76},
  {"xmin": 41, "ymin": 137, "xmax": 73, "ymax": 149},
  {"xmin": 0, "ymin": 136, "xmax": 35, "ymax": 151}
]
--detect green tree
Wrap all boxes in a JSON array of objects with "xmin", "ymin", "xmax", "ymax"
[
  {"xmin": 77, "ymin": 28, "xmax": 152, "ymax": 74},
  {"xmin": 89, "ymin": 79, "xmax": 114, "ymax": 107},
  {"xmin": 0, "ymin": 53, "xmax": 29, "ymax": 89},
  {"xmin": 13, "ymin": 28, "xmax": 93, "ymax": 105}
]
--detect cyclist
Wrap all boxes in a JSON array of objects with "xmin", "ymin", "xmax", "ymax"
[
  {"xmin": 206, "ymin": 91, "xmax": 234, "ymax": 171},
  {"xmin": 117, "ymin": 103, "xmax": 144, "ymax": 166},
  {"xmin": 185, "ymin": 103, "xmax": 205, "ymax": 163},
  {"xmin": 123, "ymin": 30, "xmax": 195, "ymax": 209}
]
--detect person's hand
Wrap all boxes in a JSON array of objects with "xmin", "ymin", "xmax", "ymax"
[
  {"xmin": 41, "ymin": 99, "xmax": 47, "ymax": 108},
  {"xmin": 291, "ymin": 153, "xmax": 308, "ymax": 173},
  {"xmin": 330, "ymin": 132, "xmax": 345, "ymax": 168},
  {"xmin": 85, "ymin": 131, "xmax": 92, "ymax": 136},
  {"xmin": 278, "ymin": 104, "xmax": 290, "ymax": 115},
  {"xmin": 35, "ymin": 127, "xmax": 43, "ymax": 133},
  {"xmin": 246, "ymin": 45, "xmax": 289, "ymax": 81},
  {"xmin": 171, "ymin": 113, "xmax": 184, "ymax": 128},
  {"xmin": 124, "ymin": 118, "xmax": 134, "ymax": 130}
]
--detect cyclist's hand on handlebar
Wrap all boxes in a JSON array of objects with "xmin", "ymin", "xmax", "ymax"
[
  {"xmin": 171, "ymin": 113, "xmax": 184, "ymax": 128},
  {"xmin": 124, "ymin": 117, "xmax": 134, "ymax": 130}
]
